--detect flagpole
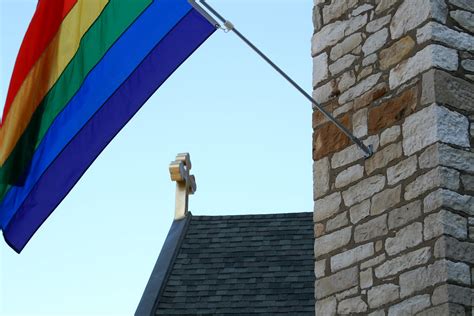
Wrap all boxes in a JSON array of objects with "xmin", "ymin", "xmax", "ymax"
[{"xmin": 189, "ymin": 0, "xmax": 374, "ymax": 158}]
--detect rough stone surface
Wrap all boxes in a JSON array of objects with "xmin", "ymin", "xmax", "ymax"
[
  {"xmin": 315, "ymin": 226, "xmax": 352, "ymax": 258},
  {"xmin": 461, "ymin": 59, "xmax": 474, "ymax": 72},
  {"xmin": 387, "ymin": 295, "xmax": 431, "ymax": 316},
  {"xmin": 314, "ymin": 192, "xmax": 342, "ymax": 222},
  {"xmin": 365, "ymin": 142, "xmax": 402, "ymax": 175},
  {"xmin": 313, "ymin": 52, "xmax": 329, "ymax": 87},
  {"xmin": 423, "ymin": 189, "xmax": 474, "ymax": 215},
  {"xmin": 417, "ymin": 22, "xmax": 474, "ymax": 52},
  {"xmin": 314, "ymin": 158, "xmax": 330, "ymax": 199},
  {"xmin": 461, "ymin": 174, "xmax": 474, "ymax": 192},
  {"xmin": 315, "ymin": 296, "xmax": 337, "ymax": 316},
  {"xmin": 362, "ymin": 28, "xmax": 388, "ymax": 56},
  {"xmin": 449, "ymin": 0, "xmax": 474, "ymax": 11},
  {"xmin": 349, "ymin": 199, "xmax": 370, "ymax": 224},
  {"xmin": 432, "ymin": 283, "xmax": 473, "ymax": 306},
  {"xmin": 314, "ymin": 266, "xmax": 358, "ymax": 299},
  {"xmin": 389, "ymin": 45, "xmax": 458, "ymax": 89},
  {"xmin": 375, "ymin": 247, "xmax": 431, "ymax": 279},
  {"xmin": 371, "ymin": 185, "xmax": 401, "ymax": 215},
  {"xmin": 322, "ymin": 0, "xmax": 358, "ymax": 24},
  {"xmin": 335, "ymin": 286, "xmax": 359, "ymax": 301},
  {"xmin": 338, "ymin": 296, "xmax": 368, "ymax": 314},
  {"xmin": 388, "ymin": 200, "xmax": 422, "ymax": 230},
  {"xmin": 451, "ymin": 10, "xmax": 474, "ymax": 33},
  {"xmin": 385, "ymin": 222, "xmax": 423, "ymax": 256},
  {"xmin": 354, "ymin": 214, "xmax": 387, "ymax": 243},
  {"xmin": 353, "ymin": 107, "xmax": 368, "ymax": 137},
  {"xmin": 315, "ymin": 259, "xmax": 326, "ymax": 278},
  {"xmin": 361, "ymin": 253, "xmax": 386, "ymax": 270},
  {"xmin": 330, "ymin": 33, "xmax": 362, "ymax": 61},
  {"xmin": 404, "ymin": 167, "xmax": 460, "ymax": 201},
  {"xmin": 331, "ymin": 243, "xmax": 374, "ymax": 272},
  {"xmin": 367, "ymin": 283, "xmax": 400, "ymax": 308},
  {"xmin": 399, "ymin": 260, "xmax": 471, "ymax": 297},
  {"xmin": 368, "ymin": 86, "xmax": 417, "ymax": 134},
  {"xmin": 390, "ymin": 0, "xmax": 447, "ymax": 39},
  {"xmin": 387, "ymin": 156, "xmax": 417, "ymax": 185},
  {"xmin": 360, "ymin": 268, "xmax": 373, "ymax": 289},
  {"xmin": 419, "ymin": 143, "xmax": 474, "ymax": 173},
  {"xmin": 366, "ymin": 15, "xmax": 391, "ymax": 33},
  {"xmin": 343, "ymin": 175, "xmax": 385, "ymax": 207},
  {"xmin": 329, "ymin": 54, "xmax": 358, "ymax": 75},
  {"xmin": 424, "ymin": 209, "xmax": 467, "ymax": 240},
  {"xmin": 326, "ymin": 211, "xmax": 349, "ymax": 232},
  {"xmin": 380, "ymin": 125, "xmax": 401, "ymax": 147},
  {"xmin": 331, "ymin": 135, "xmax": 379, "ymax": 168},
  {"xmin": 380, "ymin": 36, "xmax": 415, "ymax": 70},
  {"xmin": 402, "ymin": 104, "xmax": 470, "ymax": 156},
  {"xmin": 416, "ymin": 303, "xmax": 466, "ymax": 316},
  {"xmin": 335, "ymin": 164, "xmax": 364, "ymax": 189},
  {"xmin": 339, "ymin": 73, "xmax": 382, "ymax": 104}
]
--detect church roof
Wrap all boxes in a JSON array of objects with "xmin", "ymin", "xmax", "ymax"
[{"xmin": 135, "ymin": 212, "xmax": 315, "ymax": 315}]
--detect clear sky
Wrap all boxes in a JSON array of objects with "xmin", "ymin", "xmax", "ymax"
[{"xmin": 0, "ymin": 0, "xmax": 313, "ymax": 315}]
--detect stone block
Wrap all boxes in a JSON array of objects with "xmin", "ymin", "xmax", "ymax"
[
  {"xmin": 421, "ymin": 69, "xmax": 474, "ymax": 112},
  {"xmin": 313, "ymin": 158, "xmax": 330, "ymax": 199},
  {"xmin": 339, "ymin": 73, "xmax": 382, "ymax": 105},
  {"xmin": 329, "ymin": 54, "xmax": 357, "ymax": 75},
  {"xmin": 349, "ymin": 199, "xmax": 370, "ymax": 224},
  {"xmin": 379, "ymin": 36, "xmax": 415, "ymax": 70},
  {"xmin": 366, "ymin": 15, "xmax": 391, "ymax": 33},
  {"xmin": 387, "ymin": 295, "xmax": 431, "ymax": 316},
  {"xmin": 376, "ymin": 0, "xmax": 397, "ymax": 13},
  {"xmin": 315, "ymin": 266, "xmax": 358, "ymax": 299},
  {"xmin": 387, "ymin": 156, "xmax": 417, "ymax": 186},
  {"xmin": 315, "ymin": 223, "xmax": 325, "ymax": 237},
  {"xmin": 423, "ymin": 189, "xmax": 474, "ymax": 215},
  {"xmin": 461, "ymin": 174, "xmax": 474, "ymax": 192},
  {"xmin": 353, "ymin": 108, "xmax": 367, "ymax": 138},
  {"xmin": 315, "ymin": 295, "xmax": 336, "ymax": 316},
  {"xmin": 354, "ymin": 214, "xmax": 387, "ymax": 243},
  {"xmin": 362, "ymin": 28, "xmax": 388, "ymax": 56},
  {"xmin": 424, "ymin": 143, "xmax": 474, "ymax": 173},
  {"xmin": 322, "ymin": 0, "xmax": 358, "ymax": 24},
  {"xmin": 353, "ymin": 82, "xmax": 388, "ymax": 110},
  {"xmin": 399, "ymin": 260, "xmax": 470, "ymax": 297},
  {"xmin": 338, "ymin": 296, "xmax": 368, "ymax": 314},
  {"xmin": 366, "ymin": 142, "xmax": 402, "ymax": 175},
  {"xmin": 375, "ymin": 247, "xmax": 431, "ymax": 279},
  {"xmin": 360, "ymin": 268, "xmax": 373, "ymax": 289},
  {"xmin": 361, "ymin": 253, "xmax": 386, "ymax": 269},
  {"xmin": 451, "ymin": 10, "xmax": 474, "ymax": 33},
  {"xmin": 404, "ymin": 167, "xmax": 460, "ymax": 201},
  {"xmin": 335, "ymin": 286, "xmax": 359, "ymax": 301},
  {"xmin": 315, "ymin": 259, "xmax": 326, "ymax": 278},
  {"xmin": 315, "ymin": 226, "xmax": 352, "ymax": 258},
  {"xmin": 330, "ymin": 243, "xmax": 374, "ymax": 272},
  {"xmin": 380, "ymin": 125, "xmax": 401, "ymax": 147},
  {"xmin": 343, "ymin": 175, "xmax": 386, "ymax": 207},
  {"xmin": 390, "ymin": 0, "xmax": 447, "ymax": 39},
  {"xmin": 417, "ymin": 22, "xmax": 474, "ymax": 52},
  {"xmin": 461, "ymin": 59, "xmax": 474, "ymax": 72},
  {"xmin": 314, "ymin": 192, "xmax": 342, "ymax": 222},
  {"xmin": 313, "ymin": 52, "xmax": 329, "ymax": 88},
  {"xmin": 337, "ymin": 70, "xmax": 356, "ymax": 94},
  {"xmin": 314, "ymin": 114, "xmax": 352, "ymax": 159},
  {"xmin": 432, "ymin": 284, "xmax": 472, "ymax": 306},
  {"xmin": 424, "ymin": 209, "xmax": 467, "ymax": 240},
  {"xmin": 335, "ymin": 164, "xmax": 364, "ymax": 189},
  {"xmin": 416, "ymin": 303, "xmax": 466, "ymax": 316},
  {"xmin": 388, "ymin": 200, "xmax": 422, "ymax": 230},
  {"xmin": 330, "ymin": 32, "xmax": 362, "ymax": 61},
  {"xmin": 367, "ymin": 283, "xmax": 399, "ymax": 308},
  {"xmin": 368, "ymin": 86, "xmax": 417, "ymax": 135},
  {"xmin": 371, "ymin": 185, "xmax": 401, "ymax": 215},
  {"xmin": 313, "ymin": 80, "xmax": 337, "ymax": 104},
  {"xmin": 402, "ymin": 104, "xmax": 470, "ymax": 156},
  {"xmin": 351, "ymin": 4, "xmax": 373, "ymax": 17},
  {"xmin": 385, "ymin": 222, "xmax": 423, "ymax": 256},
  {"xmin": 389, "ymin": 45, "xmax": 458, "ymax": 89},
  {"xmin": 331, "ymin": 135, "xmax": 379, "ymax": 168},
  {"xmin": 326, "ymin": 211, "xmax": 349, "ymax": 232},
  {"xmin": 449, "ymin": 0, "xmax": 474, "ymax": 11}
]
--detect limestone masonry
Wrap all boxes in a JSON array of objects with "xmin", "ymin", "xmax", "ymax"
[{"xmin": 311, "ymin": 0, "xmax": 473, "ymax": 315}]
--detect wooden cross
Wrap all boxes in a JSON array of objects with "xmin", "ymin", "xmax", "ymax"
[{"xmin": 169, "ymin": 153, "xmax": 196, "ymax": 220}]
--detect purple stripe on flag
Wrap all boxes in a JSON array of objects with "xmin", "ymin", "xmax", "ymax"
[{"xmin": 3, "ymin": 9, "xmax": 215, "ymax": 253}]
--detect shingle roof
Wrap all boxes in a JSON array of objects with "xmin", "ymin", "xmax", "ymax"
[{"xmin": 136, "ymin": 212, "xmax": 315, "ymax": 316}]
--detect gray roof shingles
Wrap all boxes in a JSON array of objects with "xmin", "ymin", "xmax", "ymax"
[{"xmin": 145, "ymin": 212, "xmax": 315, "ymax": 315}]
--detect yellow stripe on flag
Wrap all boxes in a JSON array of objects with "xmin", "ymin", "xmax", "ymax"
[{"xmin": 0, "ymin": 0, "xmax": 108, "ymax": 165}]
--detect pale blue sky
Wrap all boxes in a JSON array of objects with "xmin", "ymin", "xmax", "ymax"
[{"xmin": 0, "ymin": 1, "xmax": 313, "ymax": 315}]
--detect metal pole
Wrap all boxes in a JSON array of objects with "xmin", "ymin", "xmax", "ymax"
[{"xmin": 191, "ymin": 0, "xmax": 373, "ymax": 158}]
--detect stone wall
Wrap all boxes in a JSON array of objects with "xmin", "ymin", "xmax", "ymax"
[{"xmin": 312, "ymin": 0, "xmax": 473, "ymax": 315}]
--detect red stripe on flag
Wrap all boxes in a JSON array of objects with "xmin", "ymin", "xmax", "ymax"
[{"xmin": 1, "ymin": 0, "xmax": 78, "ymax": 126}]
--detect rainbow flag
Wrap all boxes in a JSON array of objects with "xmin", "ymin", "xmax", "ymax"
[{"xmin": 0, "ymin": 0, "xmax": 215, "ymax": 253}]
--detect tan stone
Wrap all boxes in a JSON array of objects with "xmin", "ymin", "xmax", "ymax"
[
  {"xmin": 368, "ymin": 85, "xmax": 417, "ymax": 134},
  {"xmin": 315, "ymin": 223, "xmax": 325, "ymax": 237},
  {"xmin": 353, "ymin": 82, "xmax": 388, "ymax": 110},
  {"xmin": 380, "ymin": 36, "xmax": 415, "ymax": 70},
  {"xmin": 313, "ymin": 114, "xmax": 352, "ymax": 160}
]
